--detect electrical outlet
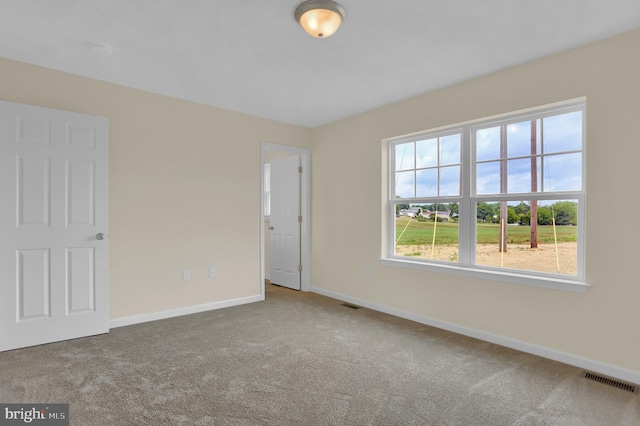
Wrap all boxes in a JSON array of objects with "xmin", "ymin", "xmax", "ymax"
[
  {"xmin": 209, "ymin": 266, "xmax": 216, "ymax": 278},
  {"xmin": 182, "ymin": 269, "xmax": 191, "ymax": 281}
]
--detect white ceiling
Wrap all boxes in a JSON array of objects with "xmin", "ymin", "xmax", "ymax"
[{"xmin": 1, "ymin": 1, "xmax": 640, "ymax": 128}]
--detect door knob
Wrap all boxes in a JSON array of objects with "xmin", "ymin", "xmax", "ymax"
[
  {"xmin": 96, "ymin": 233, "xmax": 106, "ymax": 240},
  {"xmin": 269, "ymin": 226, "xmax": 274, "ymax": 230}
]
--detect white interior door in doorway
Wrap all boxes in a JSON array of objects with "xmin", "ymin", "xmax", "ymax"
[
  {"xmin": 269, "ymin": 155, "xmax": 301, "ymax": 290},
  {"xmin": 0, "ymin": 100, "xmax": 109, "ymax": 352}
]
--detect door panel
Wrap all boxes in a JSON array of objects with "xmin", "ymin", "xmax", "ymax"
[
  {"xmin": 67, "ymin": 160, "xmax": 96, "ymax": 226},
  {"xmin": 67, "ymin": 247, "xmax": 95, "ymax": 313},
  {"xmin": 18, "ymin": 248, "xmax": 50, "ymax": 319},
  {"xmin": 18, "ymin": 156, "xmax": 51, "ymax": 226},
  {"xmin": 269, "ymin": 155, "xmax": 301, "ymax": 290},
  {"xmin": 0, "ymin": 100, "xmax": 109, "ymax": 352}
]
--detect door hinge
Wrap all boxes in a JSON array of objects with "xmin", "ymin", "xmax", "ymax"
[
  {"xmin": 298, "ymin": 265, "xmax": 303, "ymax": 272},
  {"xmin": 298, "ymin": 166, "xmax": 303, "ymax": 173},
  {"xmin": 298, "ymin": 216, "xmax": 303, "ymax": 223}
]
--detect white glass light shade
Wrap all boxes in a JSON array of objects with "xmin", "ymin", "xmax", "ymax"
[{"xmin": 295, "ymin": 0, "xmax": 345, "ymax": 38}]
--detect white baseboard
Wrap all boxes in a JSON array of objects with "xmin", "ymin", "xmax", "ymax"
[
  {"xmin": 311, "ymin": 286, "xmax": 640, "ymax": 386},
  {"xmin": 109, "ymin": 294, "xmax": 264, "ymax": 329}
]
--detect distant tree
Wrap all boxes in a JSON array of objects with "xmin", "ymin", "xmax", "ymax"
[
  {"xmin": 552, "ymin": 201, "xmax": 578, "ymax": 226},
  {"xmin": 537, "ymin": 207, "xmax": 553, "ymax": 225},
  {"xmin": 429, "ymin": 203, "xmax": 447, "ymax": 212},
  {"xmin": 507, "ymin": 207, "xmax": 520, "ymax": 224},
  {"xmin": 428, "ymin": 213, "xmax": 445, "ymax": 222},
  {"xmin": 514, "ymin": 201, "xmax": 532, "ymax": 225},
  {"xmin": 477, "ymin": 202, "xmax": 497, "ymax": 222},
  {"xmin": 449, "ymin": 202, "xmax": 459, "ymax": 217},
  {"xmin": 513, "ymin": 202, "xmax": 530, "ymax": 216}
]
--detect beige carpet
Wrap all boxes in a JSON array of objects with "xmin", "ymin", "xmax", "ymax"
[{"xmin": 0, "ymin": 284, "xmax": 638, "ymax": 425}]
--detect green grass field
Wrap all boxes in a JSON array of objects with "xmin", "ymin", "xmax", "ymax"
[{"xmin": 395, "ymin": 217, "xmax": 577, "ymax": 245}]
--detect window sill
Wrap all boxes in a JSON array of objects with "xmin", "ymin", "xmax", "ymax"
[{"xmin": 379, "ymin": 257, "xmax": 588, "ymax": 294}]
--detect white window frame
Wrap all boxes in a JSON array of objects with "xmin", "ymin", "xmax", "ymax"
[{"xmin": 381, "ymin": 99, "xmax": 588, "ymax": 293}]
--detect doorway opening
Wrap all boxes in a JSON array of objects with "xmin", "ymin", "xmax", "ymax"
[{"xmin": 260, "ymin": 142, "xmax": 310, "ymax": 299}]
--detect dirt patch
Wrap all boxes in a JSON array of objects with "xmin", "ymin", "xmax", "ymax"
[{"xmin": 396, "ymin": 242, "xmax": 577, "ymax": 275}]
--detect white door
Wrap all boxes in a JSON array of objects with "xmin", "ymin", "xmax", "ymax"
[
  {"xmin": 269, "ymin": 155, "xmax": 301, "ymax": 290},
  {"xmin": 0, "ymin": 101, "xmax": 109, "ymax": 352}
]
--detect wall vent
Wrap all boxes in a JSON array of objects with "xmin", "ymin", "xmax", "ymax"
[
  {"xmin": 341, "ymin": 303, "xmax": 360, "ymax": 310},
  {"xmin": 581, "ymin": 371, "xmax": 638, "ymax": 394}
]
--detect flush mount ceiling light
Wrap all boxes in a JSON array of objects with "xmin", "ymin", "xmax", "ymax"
[{"xmin": 294, "ymin": 0, "xmax": 346, "ymax": 38}]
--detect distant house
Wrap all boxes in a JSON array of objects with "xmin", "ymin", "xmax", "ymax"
[
  {"xmin": 398, "ymin": 207, "xmax": 451, "ymax": 220},
  {"xmin": 398, "ymin": 207, "xmax": 422, "ymax": 217}
]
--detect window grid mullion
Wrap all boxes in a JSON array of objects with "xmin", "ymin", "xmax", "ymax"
[
  {"xmin": 540, "ymin": 117, "xmax": 545, "ymax": 192},
  {"xmin": 460, "ymin": 125, "xmax": 473, "ymax": 266}
]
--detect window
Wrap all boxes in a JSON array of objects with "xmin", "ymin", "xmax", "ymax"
[{"xmin": 385, "ymin": 100, "xmax": 586, "ymax": 291}]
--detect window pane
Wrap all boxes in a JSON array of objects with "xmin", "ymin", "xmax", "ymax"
[
  {"xmin": 507, "ymin": 158, "xmax": 532, "ymax": 193},
  {"xmin": 395, "ymin": 142, "xmax": 415, "ymax": 171},
  {"xmin": 416, "ymin": 169, "xmax": 437, "ymax": 197},
  {"xmin": 440, "ymin": 165, "xmax": 460, "ymax": 196},
  {"xmin": 507, "ymin": 120, "xmax": 533, "ymax": 158},
  {"xmin": 476, "ymin": 127, "xmax": 500, "ymax": 161},
  {"xmin": 440, "ymin": 134, "xmax": 461, "ymax": 165},
  {"xmin": 475, "ymin": 200, "xmax": 578, "ymax": 276},
  {"xmin": 543, "ymin": 111, "xmax": 582, "ymax": 153},
  {"xmin": 264, "ymin": 164, "xmax": 271, "ymax": 216},
  {"xmin": 476, "ymin": 161, "xmax": 500, "ymax": 194},
  {"xmin": 543, "ymin": 153, "xmax": 581, "ymax": 192},
  {"xmin": 395, "ymin": 171, "xmax": 414, "ymax": 198},
  {"xmin": 395, "ymin": 204, "xmax": 458, "ymax": 263},
  {"xmin": 416, "ymin": 138, "xmax": 437, "ymax": 168}
]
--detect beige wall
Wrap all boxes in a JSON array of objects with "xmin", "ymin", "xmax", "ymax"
[
  {"xmin": 310, "ymin": 29, "xmax": 640, "ymax": 373},
  {"xmin": 0, "ymin": 57, "xmax": 311, "ymax": 319}
]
